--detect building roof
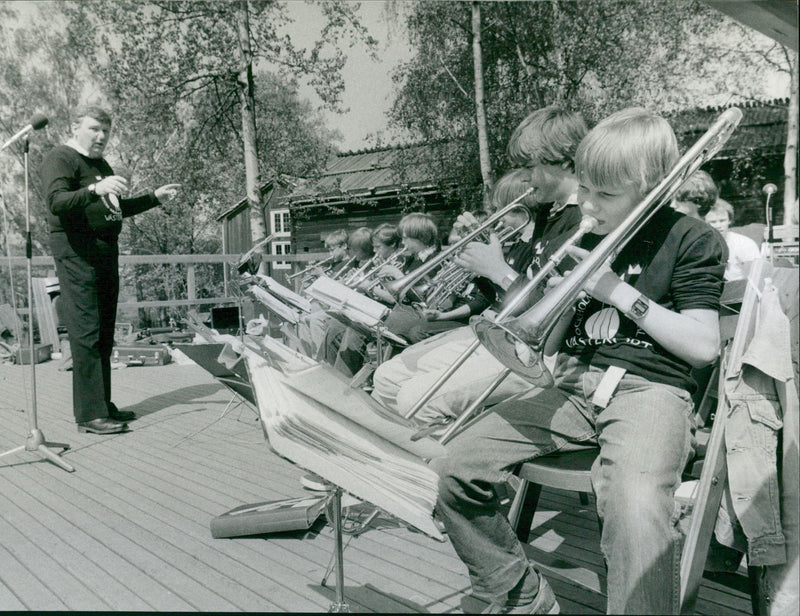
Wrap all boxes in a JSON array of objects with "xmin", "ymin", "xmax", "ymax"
[
  {"xmin": 218, "ymin": 99, "xmax": 788, "ymax": 217},
  {"xmin": 283, "ymin": 141, "xmax": 469, "ymax": 208},
  {"xmin": 668, "ymin": 98, "xmax": 789, "ymax": 155},
  {"xmin": 704, "ymin": 0, "xmax": 798, "ymax": 51}
]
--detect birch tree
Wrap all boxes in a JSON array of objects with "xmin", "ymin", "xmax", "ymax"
[
  {"xmin": 59, "ymin": 0, "xmax": 376, "ymax": 264},
  {"xmin": 390, "ymin": 0, "xmax": 786, "ymax": 208},
  {"xmin": 471, "ymin": 1, "xmax": 491, "ymax": 201}
]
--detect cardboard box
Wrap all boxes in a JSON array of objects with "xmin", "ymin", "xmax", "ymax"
[{"xmin": 16, "ymin": 343, "xmax": 52, "ymax": 365}]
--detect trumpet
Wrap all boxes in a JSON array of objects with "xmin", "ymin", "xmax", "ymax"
[
  {"xmin": 383, "ymin": 188, "xmax": 534, "ymax": 302},
  {"xmin": 328, "ymin": 256, "xmax": 357, "ymax": 281},
  {"xmin": 402, "ymin": 107, "xmax": 743, "ymax": 445},
  {"xmin": 342, "ymin": 247, "xmax": 405, "ymax": 289},
  {"xmin": 416, "ymin": 216, "xmax": 532, "ymax": 310},
  {"xmin": 286, "ymin": 253, "xmax": 337, "ymax": 281},
  {"xmin": 354, "ymin": 248, "xmax": 408, "ymax": 293}
]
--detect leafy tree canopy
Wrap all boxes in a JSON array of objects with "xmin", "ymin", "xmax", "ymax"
[{"xmin": 390, "ymin": 0, "xmax": 789, "ymax": 194}]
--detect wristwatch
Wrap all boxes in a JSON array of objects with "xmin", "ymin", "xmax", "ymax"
[
  {"xmin": 87, "ymin": 183, "xmax": 97, "ymax": 195},
  {"xmin": 499, "ymin": 272, "xmax": 519, "ymax": 291},
  {"xmin": 624, "ymin": 294, "xmax": 650, "ymax": 320}
]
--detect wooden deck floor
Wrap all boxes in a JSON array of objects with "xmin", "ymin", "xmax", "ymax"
[{"xmin": 0, "ymin": 354, "xmax": 753, "ymax": 613}]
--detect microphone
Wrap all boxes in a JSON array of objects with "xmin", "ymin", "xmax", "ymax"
[
  {"xmin": 763, "ymin": 184, "xmax": 778, "ymax": 242},
  {"xmin": 1, "ymin": 114, "xmax": 49, "ymax": 150}
]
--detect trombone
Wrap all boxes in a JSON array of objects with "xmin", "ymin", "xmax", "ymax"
[{"xmin": 404, "ymin": 107, "xmax": 743, "ymax": 444}]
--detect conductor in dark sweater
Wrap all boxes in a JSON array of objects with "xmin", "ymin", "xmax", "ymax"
[{"xmin": 40, "ymin": 105, "xmax": 180, "ymax": 434}]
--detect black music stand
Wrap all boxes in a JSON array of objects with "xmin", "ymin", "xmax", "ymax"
[
  {"xmin": 0, "ymin": 137, "xmax": 73, "ymax": 471},
  {"xmin": 326, "ymin": 310, "xmax": 407, "ymax": 367}
]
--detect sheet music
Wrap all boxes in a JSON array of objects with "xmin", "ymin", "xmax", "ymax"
[
  {"xmin": 242, "ymin": 345, "xmax": 443, "ymax": 540},
  {"xmin": 252, "ymin": 273, "xmax": 313, "ymax": 313},
  {"xmin": 248, "ymin": 285, "xmax": 302, "ymax": 324},
  {"xmin": 305, "ymin": 275, "xmax": 389, "ymax": 326}
]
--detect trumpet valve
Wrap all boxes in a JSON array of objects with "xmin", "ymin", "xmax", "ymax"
[{"xmin": 472, "ymin": 318, "xmax": 554, "ymax": 387}]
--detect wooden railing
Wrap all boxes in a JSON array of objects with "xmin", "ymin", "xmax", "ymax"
[{"xmin": 1, "ymin": 252, "xmax": 326, "ymax": 310}]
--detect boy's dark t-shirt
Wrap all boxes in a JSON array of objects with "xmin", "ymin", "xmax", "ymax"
[
  {"xmin": 502, "ymin": 202, "xmax": 584, "ymax": 312},
  {"xmin": 560, "ymin": 207, "xmax": 727, "ymax": 393}
]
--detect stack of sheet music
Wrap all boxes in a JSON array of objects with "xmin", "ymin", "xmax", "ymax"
[{"xmin": 231, "ymin": 335, "xmax": 445, "ymax": 540}]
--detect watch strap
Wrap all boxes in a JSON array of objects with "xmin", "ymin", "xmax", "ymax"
[{"xmin": 500, "ymin": 272, "xmax": 519, "ymax": 291}]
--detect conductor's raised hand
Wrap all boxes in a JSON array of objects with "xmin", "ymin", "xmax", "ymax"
[
  {"xmin": 155, "ymin": 183, "xmax": 181, "ymax": 202},
  {"xmin": 95, "ymin": 175, "xmax": 129, "ymax": 197}
]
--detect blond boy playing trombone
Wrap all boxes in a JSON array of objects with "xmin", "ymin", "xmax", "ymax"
[{"xmin": 432, "ymin": 108, "xmax": 727, "ymax": 614}]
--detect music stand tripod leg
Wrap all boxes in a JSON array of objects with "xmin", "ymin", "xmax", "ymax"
[{"xmin": 328, "ymin": 486, "xmax": 350, "ymax": 613}]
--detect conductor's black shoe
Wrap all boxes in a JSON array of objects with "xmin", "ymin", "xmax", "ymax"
[
  {"xmin": 77, "ymin": 418, "xmax": 129, "ymax": 434},
  {"xmin": 108, "ymin": 404, "xmax": 136, "ymax": 422}
]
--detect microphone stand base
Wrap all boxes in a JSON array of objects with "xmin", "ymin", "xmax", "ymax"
[{"xmin": 0, "ymin": 428, "xmax": 74, "ymax": 472}]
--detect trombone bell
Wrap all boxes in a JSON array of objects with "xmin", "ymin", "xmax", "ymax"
[{"xmin": 473, "ymin": 319, "xmax": 555, "ymax": 386}]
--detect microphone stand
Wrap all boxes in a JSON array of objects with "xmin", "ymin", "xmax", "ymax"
[{"xmin": 0, "ymin": 137, "xmax": 74, "ymax": 472}]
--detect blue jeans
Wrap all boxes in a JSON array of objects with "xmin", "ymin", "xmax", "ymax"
[{"xmin": 431, "ymin": 355, "xmax": 694, "ymax": 614}]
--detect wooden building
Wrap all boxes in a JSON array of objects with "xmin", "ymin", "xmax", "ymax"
[
  {"xmin": 216, "ymin": 177, "xmax": 297, "ymax": 278},
  {"xmin": 219, "ymin": 99, "xmax": 792, "ymax": 270},
  {"xmin": 668, "ymin": 98, "xmax": 792, "ymax": 226},
  {"xmin": 283, "ymin": 141, "xmax": 476, "ymax": 256}
]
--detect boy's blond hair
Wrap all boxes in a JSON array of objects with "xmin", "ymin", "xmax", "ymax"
[
  {"xmin": 372, "ymin": 223, "xmax": 401, "ymax": 249},
  {"xmin": 399, "ymin": 212, "xmax": 438, "ymax": 247},
  {"xmin": 575, "ymin": 108, "xmax": 679, "ymax": 195},
  {"xmin": 348, "ymin": 227, "xmax": 374, "ymax": 255},
  {"xmin": 490, "ymin": 169, "xmax": 538, "ymax": 211},
  {"xmin": 506, "ymin": 106, "xmax": 588, "ymax": 169},
  {"xmin": 706, "ymin": 198, "xmax": 736, "ymax": 224},
  {"xmin": 324, "ymin": 228, "xmax": 348, "ymax": 249}
]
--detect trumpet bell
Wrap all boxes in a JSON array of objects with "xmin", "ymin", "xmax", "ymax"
[{"xmin": 471, "ymin": 319, "xmax": 555, "ymax": 387}]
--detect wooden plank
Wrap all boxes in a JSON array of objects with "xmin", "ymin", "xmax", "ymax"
[
  {"xmin": 0, "ymin": 469, "xmax": 198, "ymax": 612},
  {"xmin": 0, "ymin": 490, "xmax": 151, "ymax": 610},
  {"xmin": 0, "ymin": 513, "xmax": 108, "ymax": 610},
  {"xmin": 0, "ymin": 541, "xmax": 68, "ymax": 610},
  {"xmin": 0, "ymin": 578, "xmax": 25, "ymax": 611},
  {"xmin": 31, "ymin": 277, "xmax": 59, "ymax": 352},
  {"xmin": 0, "ymin": 359, "xmax": 761, "ymax": 614},
  {"xmin": 45, "ymin": 454, "xmax": 307, "ymax": 612}
]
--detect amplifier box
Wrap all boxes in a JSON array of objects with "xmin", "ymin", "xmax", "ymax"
[
  {"xmin": 16, "ymin": 343, "xmax": 53, "ymax": 365},
  {"xmin": 113, "ymin": 344, "xmax": 172, "ymax": 367},
  {"xmin": 211, "ymin": 306, "xmax": 242, "ymax": 334}
]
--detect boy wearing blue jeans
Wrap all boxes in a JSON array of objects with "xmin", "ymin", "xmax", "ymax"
[{"xmin": 432, "ymin": 108, "xmax": 727, "ymax": 614}]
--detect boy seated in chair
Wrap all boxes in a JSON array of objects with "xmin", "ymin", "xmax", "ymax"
[{"xmin": 431, "ymin": 108, "xmax": 727, "ymax": 614}]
